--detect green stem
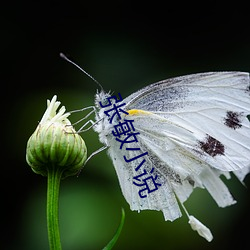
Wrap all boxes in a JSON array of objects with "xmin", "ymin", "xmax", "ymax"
[{"xmin": 47, "ymin": 165, "xmax": 63, "ymax": 250}]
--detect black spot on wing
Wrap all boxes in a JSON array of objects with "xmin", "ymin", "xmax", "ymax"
[
  {"xmin": 186, "ymin": 177, "xmax": 195, "ymax": 186},
  {"xmin": 246, "ymin": 84, "xmax": 250, "ymax": 94},
  {"xmin": 199, "ymin": 135, "xmax": 225, "ymax": 157},
  {"xmin": 224, "ymin": 111, "xmax": 243, "ymax": 130},
  {"xmin": 247, "ymin": 114, "xmax": 250, "ymax": 122}
]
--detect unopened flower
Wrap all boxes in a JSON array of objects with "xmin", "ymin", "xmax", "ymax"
[{"xmin": 26, "ymin": 95, "xmax": 87, "ymax": 178}]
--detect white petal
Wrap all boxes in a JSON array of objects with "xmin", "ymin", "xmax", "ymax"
[
  {"xmin": 40, "ymin": 95, "xmax": 57, "ymax": 123},
  {"xmin": 188, "ymin": 215, "xmax": 213, "ymax": 242},
  {"xmin": 40, "ymin": 95, "xmax": 71, "ymax": 125}
]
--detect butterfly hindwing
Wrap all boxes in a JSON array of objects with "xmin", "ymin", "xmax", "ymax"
[{"xmin": 107, "ymin": 133, "xmax": 183, "ymax": 221}]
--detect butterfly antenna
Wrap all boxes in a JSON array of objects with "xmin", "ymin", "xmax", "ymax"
[{"xmin": 60, "ymin": 53, "xmax": 104, "ymax": 91}]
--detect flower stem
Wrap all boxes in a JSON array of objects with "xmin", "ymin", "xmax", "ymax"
[{"xmin": 47, "ymin": 165, "xmax": 63, "ymax": 250}]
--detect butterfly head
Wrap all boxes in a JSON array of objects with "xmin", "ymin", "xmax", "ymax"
[{"xmin": 93, "ymin": 90, "xmax": 115, "ymax": 145}]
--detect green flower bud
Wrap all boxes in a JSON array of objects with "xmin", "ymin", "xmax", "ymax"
[{"xmin": 26, "ymin": 95, "xmax": 87, "ymax": 178}]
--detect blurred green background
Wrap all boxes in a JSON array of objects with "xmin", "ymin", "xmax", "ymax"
[{"xmin": 2, "ymin": 2, "xmax": 250, "ymax": 250}]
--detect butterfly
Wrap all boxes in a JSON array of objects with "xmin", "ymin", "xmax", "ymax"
[
  {"xmin": 60, "ymin": 54, "xmax": 250, "ymax": 241},
  {"xmin": 90, "ymin": 71, "xmax": 250, "ymax": 241}
]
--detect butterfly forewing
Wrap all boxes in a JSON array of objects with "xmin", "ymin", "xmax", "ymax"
[{"xmin": 123, "ymin": 72, "xmax": 250, "ymax": 172}]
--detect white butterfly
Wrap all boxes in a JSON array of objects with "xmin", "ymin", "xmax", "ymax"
[
  {"xmin": 59, "ymin": 53, "xmax": 250, "ymax": 242},
  {"xmin": 86, "ymin": 71, "xmax": 250, "ymax": 242}
]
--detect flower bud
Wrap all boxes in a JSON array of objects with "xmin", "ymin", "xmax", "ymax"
[{"xmin": 26, "ymin": 95, "xmax": 87, "ymax": 178}]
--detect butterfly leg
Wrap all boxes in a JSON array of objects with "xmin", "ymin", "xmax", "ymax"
[
  {"xmin": 69, "ymin": 106, "xmax": 100, "ymax": 132},
  {"xmin": 70, "ymin": 106, "xmax": 96, "ymax": 126},
  {"xmin": 77, "ymin": 145, "xmax": 108, "ymax": 175},
  {"xmin": 85, "ymin": 145, "xmax": 108, "ymax": 165},
  {"xmin": 77, "ymin": 119, "xmax": 96, "ymax": 132}
]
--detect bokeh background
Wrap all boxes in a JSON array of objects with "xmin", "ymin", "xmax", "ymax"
[{"xmin": 2, "ymin": 1, "xmax": 250, "ymax": 250}]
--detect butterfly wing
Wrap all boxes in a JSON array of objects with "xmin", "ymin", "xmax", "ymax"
[
  {"xmin": 123, "ymin": 72, "xmax": 250, "ymax": 173},
  {"xmin": 97, "ymin": 72, "xmax": 250, "ymax": 222}
]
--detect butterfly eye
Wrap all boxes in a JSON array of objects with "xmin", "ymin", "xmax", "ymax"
[
  {"xmin": 99, "ymin": 93, "xmax": 123, "ymax": 108},
  {"xmin": 101, "ymin": 99, "xmax": 109, "ymax": 107}
]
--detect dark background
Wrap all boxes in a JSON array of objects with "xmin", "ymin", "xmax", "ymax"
[{"xmin": 2, "ymin": 1, "xmax": 250, "ymax": 250}]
